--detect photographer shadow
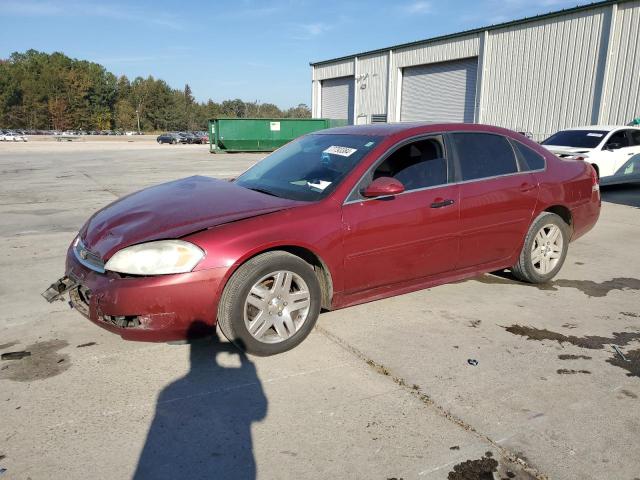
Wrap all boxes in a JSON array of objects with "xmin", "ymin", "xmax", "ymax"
[{"xmin": 134, "ymin": 322, "xmax": 267, "ymax": 480}]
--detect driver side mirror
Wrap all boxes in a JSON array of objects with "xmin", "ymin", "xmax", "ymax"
[
  {"xmin": 605, "ymin": 142, "xmax": 622, "ymax": 151},
  {"xmin": 362, "ymin": 177, "xmax": 405, "ymax": 198}
]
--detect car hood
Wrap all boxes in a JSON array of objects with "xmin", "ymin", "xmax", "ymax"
[
  {"xmin": 543, "ymin": 145, "xmax": 593, "ymax": 156},
  {"xmin": 80, "ymin": 176, "xmax": 302, "ymax": 259}
]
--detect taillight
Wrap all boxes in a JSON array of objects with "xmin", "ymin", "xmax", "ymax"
[{"xmin": 590, "ymin": 165, "xmax": 599, "ymax": 191}]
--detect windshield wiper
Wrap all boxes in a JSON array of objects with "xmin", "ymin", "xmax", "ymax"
[{"xmin": 245, "ymin": 187, "xmax": 281, "ymax": 198}]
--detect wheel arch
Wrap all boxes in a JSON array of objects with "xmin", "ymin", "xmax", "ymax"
[
  {"xmin": 544, "ymin": 204, "xmax": 572, "ymax": 228},
  {"xmin": 221, "ymin": 244, "xmax": 334, "ymax": 311}
]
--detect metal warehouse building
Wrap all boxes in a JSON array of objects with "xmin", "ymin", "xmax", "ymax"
[{"xmin": 310, "ymin": 0, "xmax": 640, "ymax": 140}]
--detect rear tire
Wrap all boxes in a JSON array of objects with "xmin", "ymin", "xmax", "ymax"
[
  {"xmin": 217, "ymin": 251, "xmax": 321, "ymax": 356},
  {"xmin": 512, "ymin": 212, "xmax": 569, "ymax": 284}
]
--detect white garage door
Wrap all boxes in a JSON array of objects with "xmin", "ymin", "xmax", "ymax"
[
  {"xmin": 400, "ymin": 58, "xmax": 478, "ymax": 123},
  {"xmin": 321, "ymin": 76, "xmax": 355, "ymax": 124}
]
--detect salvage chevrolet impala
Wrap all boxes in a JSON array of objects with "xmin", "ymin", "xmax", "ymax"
[{"xmin": 43, "ymin": 123, "xmax": 601, "ymax": 355}]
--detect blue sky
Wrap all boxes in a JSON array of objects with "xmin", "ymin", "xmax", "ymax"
[{"xmin": 0, "ymin": 0, "xmax": 593, "ymax": 108}]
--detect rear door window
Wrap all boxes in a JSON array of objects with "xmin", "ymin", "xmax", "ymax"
[
  {"xmin": 513, "ymin": 141, "xmax": 546, "ymax": 171},
  {"xmin": 451, "ymin": 133, "xmax": 518, "ymax": 181}
]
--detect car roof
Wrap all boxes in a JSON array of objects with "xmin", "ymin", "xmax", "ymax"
[
  {"xmin": 314, "ymin": 122, "xmax": 519, "ymax": 137},
  {"xmin": 562, "ymin": 125, "xmax": 640, "ymax": 132}
]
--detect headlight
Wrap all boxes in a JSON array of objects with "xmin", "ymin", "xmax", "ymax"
[{"xmin": 104, "ymin": 240, "xmax": 204, "ymax": 275}]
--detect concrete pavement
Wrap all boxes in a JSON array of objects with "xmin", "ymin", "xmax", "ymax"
[{"xmin": 0, "ymin": 140, "xmax": 638, "ymax": 479}]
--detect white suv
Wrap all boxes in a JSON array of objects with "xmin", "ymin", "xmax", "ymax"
[{"xmin": 542, "ymin": 126, "xmax": 640, "ymax": 178}]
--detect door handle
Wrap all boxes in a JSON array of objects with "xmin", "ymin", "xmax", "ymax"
[
  {"xmin": 519, "ymin": 183, "xmax": 536, "ymax": 192},
  {"xmin": 430, "ymin": 199, "xmax": 455, "ymax": 208}
]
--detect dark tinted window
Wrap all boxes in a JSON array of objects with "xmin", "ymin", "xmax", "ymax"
[
  {"xmin": 371, "ymin": 138, "xmax": 447, "ymax": 191},
  {"xmin": 542, "ymin": 130, "xmax": 607, "ymax": 148},
  {"xmin": 605, "ymin": 130, "xmax": 630, "ymax": 149},
  {"xmin": 451, "ymin": 133, "xmax": 518, "ymax": 181},
  {"xmin": 615, "ymin": 154, "xmax": 640, "ymax": 177},
  {"xmin": 630, "ymin": 130, "xmax": 640, "ymax": 146},
  {"xmin": 514, "ymin": 141, "xmax": 545, "ymax": 171}
]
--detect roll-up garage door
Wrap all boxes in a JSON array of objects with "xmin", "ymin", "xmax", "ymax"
[
  {"xmin": 321, "ymin": 76, "xmax": 355, "ymax": 124},
  {"xmin": 400, "ymin": 58, "xmax": 478, "ymax": 123}
]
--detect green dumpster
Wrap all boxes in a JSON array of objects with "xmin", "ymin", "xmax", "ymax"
[{"xmin": 208, "ymin": 118, "xmax": 347, "ymax": 153}]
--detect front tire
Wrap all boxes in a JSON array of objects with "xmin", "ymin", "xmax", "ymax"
[
  {"xmin": 217, "ymin": 251, "xmax": 321, "ymax": 356},
  {"xmin": 512, "ymin": 212, "xmax": 569, "ymax": 284}
]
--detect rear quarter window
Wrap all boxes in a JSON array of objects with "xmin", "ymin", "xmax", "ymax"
[
  {"xmin": 513, "ymin": 141, "xmax": 546, "ymax": 171},
  {"xmin": 451, "ymin": 133, "xmax": 518, "ymax": 181}
]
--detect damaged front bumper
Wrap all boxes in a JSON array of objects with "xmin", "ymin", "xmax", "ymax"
[
  {"xmin": 42, "ymin": 276, "xmax": 78, "ymax": 303},
  {"xmin": 42, "ymin": 247, "xmax": 227, "ymax": 342}
]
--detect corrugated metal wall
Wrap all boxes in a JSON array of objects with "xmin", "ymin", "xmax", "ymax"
[
  {"xmin": 355, "ymin": 52, "xmax": 389, "ymax": 123},
  {"xmin": 311, "ymin": 1, "xmax": 640, "ymax": 136},
  {"xmin": 601, "ymin": 1, "xmax": 640, "ymax": 124},
  {"xmin": 321, "ymin": 77, "xmax": 355, "ymax": 122},
  {"xmin": 400, "ymin": 58, "xmax": 478, "ymax": 122},
  {"xmin": 480, "ymin": 7, "xmax": 607, "ymax": 140},
  {"xmin": 314, "ymin": 60, "xmax": 354, "ymax": 81},
  {"xmin": 389, "ymin": 35, "xmax": 480, "ymax": 122}
]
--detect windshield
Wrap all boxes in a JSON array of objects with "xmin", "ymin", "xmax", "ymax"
[
  {"xmin": 542, "ymin": 130, "xmax": 608, "ymax": 149},
  {"xmin": 235, "ymin": 134, "xmax": 380, "ymax": 201},
  {"xmin": 615, "ymin": 154, "xmax": 640, "ymax": 177}
]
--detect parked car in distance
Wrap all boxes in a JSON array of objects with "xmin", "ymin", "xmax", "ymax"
[
  {"xmin": 44, "ymin": 123, "xmax": 600, "ymax": 356},
  {"xmin": 599, "ymin": 153, "xmax": 640, "ymax": 187},
  {"xmin": 179, "ymin": 132, "xmax": 198, "ymax": 144},
  {"xmin": 1, "ymin": 131, "xmax": 28, "ymax": 141},
  {"xmin": 542, "ymin": 125, "xmax": 640, "ymax": 178},
  {"xmin": 157, "ymin": 132, "xmax": 184, "ymax": 144}
]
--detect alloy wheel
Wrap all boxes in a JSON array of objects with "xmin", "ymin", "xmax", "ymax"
[
  {"xmin": 243, "ymin": 270, "xmax": 311, "ymax": 344},
  {"xmin": 531, "ymin": 223, "xmax": 563, "ymax": 274}
]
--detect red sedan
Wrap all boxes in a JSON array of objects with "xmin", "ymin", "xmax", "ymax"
[{"xmin": 44, "ymin": 123, "xmax": 600, "ymax": 355}]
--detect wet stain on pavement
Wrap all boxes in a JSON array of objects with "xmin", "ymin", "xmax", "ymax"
[
  {"xmin": 5, "ymin": 208, "xmax": 64, "ymax": 216},
  {"xmin": 620, "ymin": 389, "xmax": 637, "ymax": 399},
  {"xmin": 448, "ymin": 452, "xmax": 498, "ymax": 480},
  {"xmin": 558, "ymin": 354, "xmax": 592, "ymax": 360},
  {"xmin": 474, "ymin": 273, "xmax": 640, "ymax": 298},
  {"xmin": 561, "ymin": 323, "xmax": 578, "ymax": 329},
  {"xmin": 0, "ymin": 339, "xmax": 70, "ymax": 382},
  {"xmin": 553, "ymin": 278, "xmax": 640, "ymax": 297},
  {"xmin": 1, "ymin": 351, "xmax": 30, "ymax": 360},
  {"xmin": 621, "ymin": 312, "xmax": 639, "ymax": 318},
  {"xmin": 504, "ymin": 325, "xmax": 640, "ymax": 350},
  {"xmin": 557, "ymin": 369, "xmax": 591, "ymax": 375},
  {"xmin": 505, "ymin": 325, "xmax": 640, "ymax": 377},
  {"xmin": 76, "ymin": 342, "xmax": 97, "ymax": 348},
  {"xmin": 606, "ymin": 349, "xmax": 640, "ymax": 378}
]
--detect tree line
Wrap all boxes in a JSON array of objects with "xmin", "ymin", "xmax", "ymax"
[{"xmin": 0, "ymin": 49, "xmax": 311, "ymax": 132}]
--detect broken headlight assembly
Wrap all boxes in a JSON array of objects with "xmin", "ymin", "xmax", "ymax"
[{"xmin": 104, "ymin": 240, "xmax": 204, "ymax": 275}]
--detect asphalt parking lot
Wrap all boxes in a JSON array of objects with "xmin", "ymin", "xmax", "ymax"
[{"xmin": 1, "ymin": 140, "xmax": 639, "ymax": 480}]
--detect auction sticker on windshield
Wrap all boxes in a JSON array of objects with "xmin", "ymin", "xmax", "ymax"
[{"xmin": 323, "ymin": 146, "xmax": 357, "ymax": 157}]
